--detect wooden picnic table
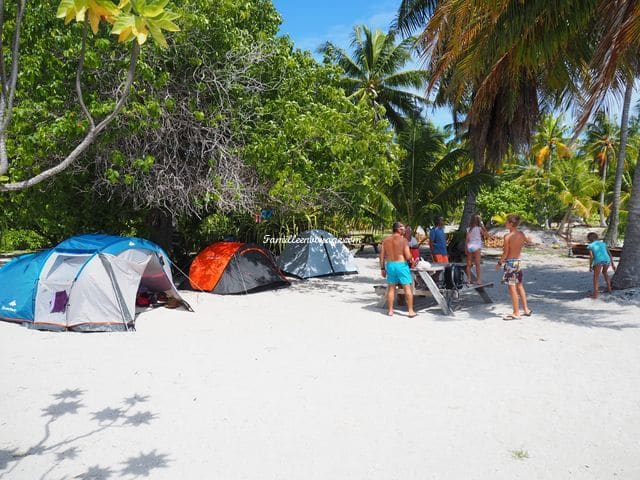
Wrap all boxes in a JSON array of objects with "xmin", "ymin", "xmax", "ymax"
[
  {"xmin": 346, "ymin": 233, "xmax": 379, "ymax": 253},
  {"xmin": 374, "ymin": 263, "xmax": 494, "ymax": 316}
]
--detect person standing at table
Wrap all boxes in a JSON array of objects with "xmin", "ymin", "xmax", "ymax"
[
  {"xmin": 428, "ymin": 217, "xmax": 449, "ymax": 284},
  {"xmin": 380, "ymin": 222, "xmax": 417, "ymax": 317},
  {"xmin": 404, "ymin": 225, "xmax": 420, "ymax": 264},
  {"xmin": 429, "ymin": 217, "xmax": 449, "ymax": 264},
  {"xmin": 465, "ymin": 214, "xmax": 489, "ymax": 284}
]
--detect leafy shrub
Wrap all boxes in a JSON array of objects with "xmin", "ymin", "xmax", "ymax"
[
  {"xmin": 476, "ymin": 180, "xmax": 539, "ymax": 226},
  {"xmin": 0, "ymin": 229, "xmax": 48, "ymax": 252}
]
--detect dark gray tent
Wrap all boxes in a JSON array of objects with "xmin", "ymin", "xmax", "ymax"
[{"xmin": 277, "ymin": 229, "xmax": 357, "ymax": 279}]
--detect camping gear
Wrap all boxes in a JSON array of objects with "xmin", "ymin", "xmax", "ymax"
[
  {"xmin": 187, "ymin": 242, "xmax": 290, "ymax": 294},
  {"xmin": 0, "ymin": 234, "xmax": 189, "ymax": 332},
  {"xmin": 443, "ymin": 264, "xmax": 465, "ymax": 290},
  {"xmin": 278, "ymin": 229, "xmax": 358, "ymax": 279}
]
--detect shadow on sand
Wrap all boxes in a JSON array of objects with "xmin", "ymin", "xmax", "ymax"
[
  {"xmin": 293, "ymin": 259, "xmax": 639, "ymax": 331},
  {"xmin": 0, "ymin": 389, "xmax": 169, "ymax": 480}
]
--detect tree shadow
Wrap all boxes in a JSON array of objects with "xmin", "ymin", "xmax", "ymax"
[
  {"xmin": 290, "ymin": 273, "xmax": 372, "ymax": 298},
  {"xmin": 0, "ymin": 389, "xmax": 169, "ymax": 480},
  {"xmin": 76, "ymin": 464, "xmax": 114, "ymax": 479},
  {"xmin": 355, "ymin": 259, "xmax": 640, "ymax": 329},
  {"xmin": 121, "ymin": 450, "xmax": 170, "ymax": 477},
  {"xmin": 0, "ymin": 450, "xmax": 17, "ymax": 471}
]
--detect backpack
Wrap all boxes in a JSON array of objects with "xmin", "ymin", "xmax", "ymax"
[{"xmin": 443, "ymin": 264, "xmax": 465, "ymax": 290}]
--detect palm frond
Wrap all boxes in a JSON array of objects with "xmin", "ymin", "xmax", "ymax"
[{"xmin": 394, "ymin": 0, "xmax": 438, "ymax": 36}]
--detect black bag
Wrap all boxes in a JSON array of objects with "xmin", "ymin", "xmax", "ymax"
[{"xmin": 443, "ymin": 264, "xmax": 465, "ymax": 290}]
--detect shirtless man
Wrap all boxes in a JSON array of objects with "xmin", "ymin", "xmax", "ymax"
[
  {"xmin": 380, "ymin": 221, "xmax": 417, "ymax": 317},
  {"xmin": 495, "ymin": 214, "xmax": 532, "ymax": 320}
]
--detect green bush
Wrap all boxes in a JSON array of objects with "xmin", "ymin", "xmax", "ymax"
[
  {"xmin": 476, "ymin": 180, "xmax": 540, "ymax": 226},
  {"xmin": 0, "ymin": 229, "xmax": 48, "ymax": 252}
]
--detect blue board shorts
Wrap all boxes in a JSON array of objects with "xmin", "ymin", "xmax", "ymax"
[{"xmin": 386, "ymin": 261, "xmax": 412, "ymax": 285}]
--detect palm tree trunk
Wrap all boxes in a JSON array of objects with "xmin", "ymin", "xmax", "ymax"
[
  {"xmin": 605, "ymin": 73, "xmax": 633, "ymax": 246},
  {"xmin": 556, "ymin": 208, "xmax": 572, "ymax": 237},
  {"xmin": 460, "ymin": 122, "xmax": 489, "ymax": 230},
  {"xmin": 598, "ymin": 158, "xmax": 607, "ymax": 227},
  {"xmin": 611, "ymin": 148, "xmax": 640, "ymax": 290},
  {"xmin": 459, "ymin": 156, "xmax": 485, "ymax": 231}
]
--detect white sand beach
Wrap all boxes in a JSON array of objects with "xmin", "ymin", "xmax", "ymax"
[{"xmin": 1, "ymin": 249, "xmax": 640, "ymax": 479}]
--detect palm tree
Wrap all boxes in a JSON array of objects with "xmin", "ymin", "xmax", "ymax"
[
  {"xmin": 393, "ymin": 0, "xmax": 588, "ymax": 231},
  {"xmin": 550, "ymin": 156, "xmax": 602, "ymax": 236},
  {"xmin": 528, "ymin": 114, "xmax": 572, "ymax": 227},
  {"xmin": 391, "ymin": 117, "xmax": 488, "ymax": 226},
  {"xmin": 532, "ymin": 114, "xmax": 572, "ymax": 172},
  {"xmin": 583, "ymin": 111, "xmax": 618, "ymax": 227},
  {"xmin": 395, "ymin": 0, "xmax": 640, "ymax": 288},
  {"xmin": 605, "ymin": 74, "xmax": 635, "ymax": 244},
  {"xmin": 319, "ymin": 25, "xmax": 429, "ymax": 130},
  {"xmin": 584, "ymin": 1, "xmax": 640, "ymax": 287}
]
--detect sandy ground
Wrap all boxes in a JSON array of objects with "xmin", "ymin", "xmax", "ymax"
[{"xmin": 1, "ymin": 248, "xmax": 639, "ymax": 480}]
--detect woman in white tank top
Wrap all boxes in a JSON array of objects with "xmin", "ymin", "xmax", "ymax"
[{"xmin": 466, "ymin": 214, "xmax": 489, "ymax": 284}]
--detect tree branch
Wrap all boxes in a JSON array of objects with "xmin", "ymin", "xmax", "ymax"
[
  {"xmin": 0, "ymin": 101, "xmax": 6, "ymax": 175},
  {"xmin": 76, "ymin": 21, "xmax": 95, "ymax": 130},
  {"xmin": 0, "ymin": 0, "xmax": 25, "ymax": 135},
  {"xmin": 0, "ymin": 0, "xmax": 7, "ymax": 101},
  {"xmin": 0, "ymin": 41, "xmax": 140, "ymax": 191}
]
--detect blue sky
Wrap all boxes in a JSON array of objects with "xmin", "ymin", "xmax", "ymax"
[
  {"xmin": 271, "ymin": 0, "xmax": 399, "ymax": 54},
  {"xmin": 271, "ymin": 0, "xmax": 454, "ymax": 128}
]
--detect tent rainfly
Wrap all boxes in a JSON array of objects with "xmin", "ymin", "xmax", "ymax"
[
  {"xmin": 187, "ymin": 242, "xmax": 290, "ymax": 294},
  {"xmin": 278, "ymin": 229, "xmax": 358, "ymax": 279}
]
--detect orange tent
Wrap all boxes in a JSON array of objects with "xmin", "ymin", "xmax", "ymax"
[{"xmin": 188, "ymin": 242, "xmax": 290, "ymax": 294}]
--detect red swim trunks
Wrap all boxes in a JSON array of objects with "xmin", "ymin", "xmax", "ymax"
[{"xmin": 432, "ymin": 254, "xmax": 449, "ymax": 263}]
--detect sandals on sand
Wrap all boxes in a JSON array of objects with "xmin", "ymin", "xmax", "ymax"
[
  {"xmin": 523, "ymin": 310, "xmax": 533, "ymax": 316},
  {"xmin": 502, "ymin": 314, "xmax": 521, "ymax": 321}
]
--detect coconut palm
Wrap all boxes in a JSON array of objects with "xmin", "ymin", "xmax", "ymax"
[
  {"xmin": 532, "ymin": 114, "xmax": 572, "ymax": 171},
  {"xmin": 391, "ymin": 117, "xmax": 489, "ymax": 227},
  {"xmin": 395, "ymin": 0, "xmax": 640, "ymax": 288},
  {"xmin": 585, "ymin": 2, "xmax": 640, "ymax": 287},
  {"xmin": 393, "ymin": 0, "xmax": 593, "ymax": 230},
  {"xmin": 527, "ymin": 114, "xmax": 572, "ymax": 227},
  {"xmin": 605, "ymin": 74, "xmax": 635, "ymax": 244},
  {"xmin": 583, "ymin": 112, "xmax": 619, "ymax": 226},
  {"xmin": 319, "ymin": 25, "xmax": 429, "ymax": 130},
  {"xmin": 550, "ymin": 156, "xmax": 602, "ymax": 237}
]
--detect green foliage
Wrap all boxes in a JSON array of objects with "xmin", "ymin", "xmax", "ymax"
[
  {"xmin": 476, "ymin": 179, "xmax": 539, "ymax": 225},
  {"xmin": 390, "ymin": 118, "xmax": 488, "ymax": 227},
  {"xmin": 0, "ymin": 229, "xmax": 48, "ymax": 251},
  {"xmin": 0, "ymin": 165, "xmax": 148, "ymax": 253},
  {"xmin": 243, "ymin": 50, "xmax": 399, "ymax": 223},
  {"xmin": 57, "ymin": 0, "xmax": 180, "ymax": 48}
]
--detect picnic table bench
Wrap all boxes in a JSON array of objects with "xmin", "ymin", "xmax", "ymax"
[
  {"xmin": 374, "ymin": 263, "xmax": 493, "ymax": 316},
  {"xmin": 345, "ymin": 233, "xmax": 379, "ymax": 253},
  {"xmin": 570, "ymin": 243, "xmax": 622, "ymax": 258}
]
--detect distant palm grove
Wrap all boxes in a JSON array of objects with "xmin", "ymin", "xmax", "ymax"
[{"xmin": 1, "ymin": 0, "xmax": 640, "ymax": 288}]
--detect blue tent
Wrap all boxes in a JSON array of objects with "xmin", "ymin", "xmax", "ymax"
[{"xmin": 0, "ymin": 234, "xmax": 189, "ymax": 332}]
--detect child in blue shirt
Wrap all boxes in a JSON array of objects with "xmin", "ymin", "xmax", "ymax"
[{"xmin": 586, "ymin": 232, "xmax": 616, "ymax": 298}]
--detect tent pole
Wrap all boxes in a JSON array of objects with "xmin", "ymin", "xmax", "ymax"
[{"xmin": 321, "ymin": 235, "xmax": 336, "ymax": 274}]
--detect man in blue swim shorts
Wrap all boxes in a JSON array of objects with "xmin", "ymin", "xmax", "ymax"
[{"xmin": 380, "ymin": 221, "xmax": 417, "ymax": 317}]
